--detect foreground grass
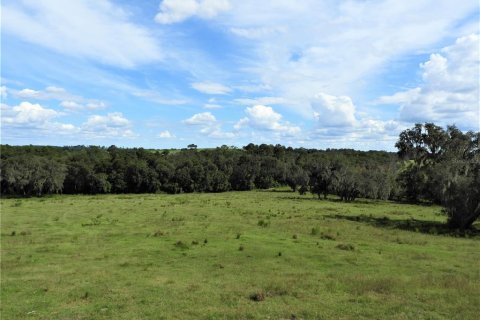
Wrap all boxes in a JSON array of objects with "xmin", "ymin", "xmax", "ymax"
[{"xmin": 1, "ymin": 191, "xmax": 479, "ymax": 319}]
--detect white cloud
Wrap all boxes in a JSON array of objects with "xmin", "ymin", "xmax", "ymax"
[
  {"xmin": 183, "ymin": 112, "xmax": 217, "ymax": 125},
  {"xmin": 155, "ymin": 0, "xmax": 230, "ymax": 24},
  {"xmin": 203, "ymin": 103, "xmax": 222, "ymax": 109},
  {"xmin": 2, "ymin": 0, "xmax": 161, "ymax": 68},
  {"xmin": 1, "ymin": 101, "xmax": 78, "ymax": 135},
  {"xmin": 1, "ymin": 102, "xmax": 136, "ymax": 139},
  {"xmin": 131, "ymin": 89, "xmax": 188, "ymax": 105},
  {"xmin": 376, "ymin": 88, "xmax": 421, "ymax": 105},
  {"xmin": 83, "ymin": 112, "xmax": 136, "ymax": 138},
  {"xmin": 378, "ymin": 34, "xmax": 480, "ymax": 129},
  {"xmin": 230, "ymin": 26, "xmax": 286, "ymax": 39},
  {"xmin": 158, "ymin": 130, "xmax": 176, "ymax": 138},
  {"xmin": 10, "ymin": 86, "xmax": 108, "ymax": 111},
  {"xmin": 207, "ymin": 129, "xmax": 236, "ymax": 139},
  {"xmin": 45, "ymin": 86, "xmax": 66, "ymax": 94},
  {"xmin": 235, "ymin": 96, "xmax": 287, "ymax": 106},
  {"xmin": 2, "ymin": 101, "xmax": 59, "ymax": 124},
  {"xmin": 311, "ymin": 93, "xmax": 357, "ymax": 127},
  {"xmin": 84, "ymin": 112, "xmax": 130, "ymax": 128},
  {"xmin": 191, "ymin": 82, "xmax": 232, "ymax": 95},
  {"xmin": 1, "ymin": 86, "xmax": 8, "ymax": 99},
  {"xmin": 60, "ymin": 100, "xmax": 106, "ymax": 111},
  {"xmin": 207, "ymin": 1, "xmax": 478, "ymax": 118},
  {"xmin": 235, "ymin": 105, "xmax": 300, "ymax": 136},
  {"xmin": 15, "ymin": 88, "xmax": 42, "ymax": 99},
  {"xmin": 12, "ymin": 86, "xmax": 70, "ymax": 100},
  {"xmin": 183, "ymin": 111, "xmax": 235, "ymax": 139},
  {"xmin": 309, "ymin": 118, "xmax": 406, "ymax": 150}
]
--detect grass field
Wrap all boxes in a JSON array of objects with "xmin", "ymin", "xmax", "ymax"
[{"xmin": 1, "ymin": 191, "xmax": 479, "ymax": 319}]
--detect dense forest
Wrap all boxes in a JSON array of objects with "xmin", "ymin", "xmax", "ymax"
[{"xmin": 1, "ymin": 123, "xmax": 479, "ymax": 229}]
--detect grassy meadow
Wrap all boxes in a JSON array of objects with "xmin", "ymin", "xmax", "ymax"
[{"xmin": 1, "ymin": 190, "xmax": 479, "ymax": 319}]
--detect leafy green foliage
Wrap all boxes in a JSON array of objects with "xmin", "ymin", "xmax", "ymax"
[{"xmin": 396, "ymin": 123, "xmax": 480, "ymax": 229}]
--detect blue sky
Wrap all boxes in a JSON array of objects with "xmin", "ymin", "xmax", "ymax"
[{"xmin": 1, "ymin": 0, "xmax": 479, "ymax": 150}]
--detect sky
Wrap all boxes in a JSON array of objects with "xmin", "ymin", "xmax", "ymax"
[{"xmin": 1, "ymin": 0, "xmax": 479, "ymax": 151}]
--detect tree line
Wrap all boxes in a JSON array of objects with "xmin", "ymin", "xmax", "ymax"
[{"xmin": 1, "ymin": 123, "xmax": 479, "ymax": 229}]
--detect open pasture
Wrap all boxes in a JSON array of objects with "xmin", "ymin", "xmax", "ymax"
[{"xmin": 1, "ymin": 191, "xmax": 479, "ymax": 319}]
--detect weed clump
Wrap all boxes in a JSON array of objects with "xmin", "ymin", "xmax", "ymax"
[
  {"xmin": 175, "ymin": 241, "xmax": 189, "ymax": 250},
  {"xmin": 257, "ymin": 219, "xmax": 269, "ymax": 227},
  {"xmin": 249, "ymin": 291, "xmax": 265, "ymax": 302},
  {"xmin": 191, "ymin": 240, "xmax": 199, "ymax": 245},
  {"xmin": 239, "ymin": 245, "xmax": 245, "ymax": 251},
  {"xmin": 19, "ymin": 230, "xmax": 31, "ymax": 236},
  {"xmin": 320, "ymin": 232, "xmax": 336, "ymax": 241},
  {"xmin": 151, "ymin": 230, "xmax": 164, "ymax": 237},
  {"xmin": 292, "ymin": 234, "xmax": 298, "ymax": 239},
  {"xmin": 11, "ymin": 231, "xmax": 16, "ymax": 236},
  {"xmin": 336, "ymin": 243, "xmax": 355, "ymax": 251},
  {"xmin": 311, "ymin": 227, "xmax": 319, "ymax": 235},
  {"xmin": 236, "ymin": 233, "xmax": 241, "ymax": 239}
]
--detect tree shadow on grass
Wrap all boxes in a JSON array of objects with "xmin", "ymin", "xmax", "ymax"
[
  {"xmin": 276, "ymin": 195, "xmax": 387, "ymax": 205},
  {"xmin": 326, "ymin": 214, "xmax": 480, "ymax": 238}
]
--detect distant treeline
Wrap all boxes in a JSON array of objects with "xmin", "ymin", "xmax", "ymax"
[
  {"xmin": 1, "ymin": 143, "xmax": 399, "ymax": 201},
  {"xmin": 1, "ymin": 123, "xmax": 479, "ymax": 229}
]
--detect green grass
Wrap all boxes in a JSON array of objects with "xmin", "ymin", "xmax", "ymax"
[{"xmin": 1, "ymin": 191, "xmax": 479, "ymax": 319}]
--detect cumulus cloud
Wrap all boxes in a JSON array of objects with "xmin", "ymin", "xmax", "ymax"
[
  {"xmin": 235, "ymin": 105, "xmax": 300, "ymax": 136},
  {"xmin": 306, "ymin": 91, "xmax": 407, "ymax": 147},
  {"xmin": 2, "ymin": 101, "xmax": 59, "ymax": 124},
  {"xmin": 183, "ymin": 112, "xmax": 235, "ymax": 138},
  {"xmin": 309, "ymin": 118, "xmax": 405, "ymax": 150},
  {"xmin": 2, "ymin": 0, "xmax": 161, "ymax": 68},
  {"xmin": 83, "ymin": 112, "xmax": 135, "ymax": 138},
  {"xmin": 1, "ymin": 103, "xmax": 136, "ymax": 139},
  {"xmin": 1, "ymin": 101, "xmax": 78, "ymax": 134},
  {"xmin": 311, "ymin": 93, "xmax": 357, "ymax": 127},
  {"xmin": 378, "ymin": 34, "xmax": 480, "ymax": 129},
  {"xmin": 191, "ymin": 82, "xmax": 231, "ymax": 95},
  {"xmin": 155, "ymin": 0, "xmax": 230, "ymax": 24},
  {"xmin": 183, "ymin": 112, "xmax": 217, "ymax": 125},
  {"xmin": 158, "ymin": 130, "xmax": 175, "ymax": 138}
]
